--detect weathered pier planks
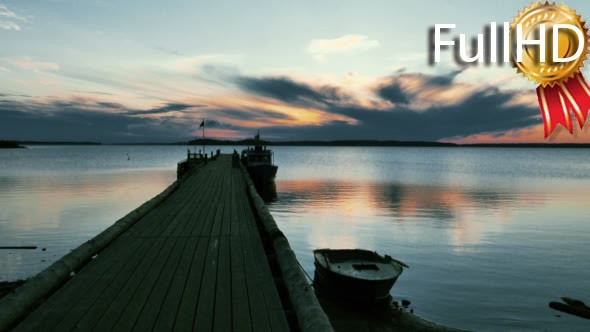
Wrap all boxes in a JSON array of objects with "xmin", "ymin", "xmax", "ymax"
[{"xmin": 0, "ymin": 155, "xmax": 331, "ymax": 332}]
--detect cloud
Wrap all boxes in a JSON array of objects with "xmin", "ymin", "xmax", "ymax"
[
  {"xmin": 308, "ymin": 34, "xmax": 379, "ymax": 61},
  {"xmin": 0, "ymin": 20, "xmax": 19, "ymax": 30},
  {"xmin": 451, "ymin": 121, "xmax": 590, "ymax": 144},
  {"xmin": 202, "ymin": 119, "xmax": 240, "ymax": 129},
  {"xmin": 216, "ymin": 108, "xmax": 294, "ymax": 121},
  {"xmin": 0, "ymin": 4, "xmax": 27, "ymax": 31},
  {"xmin": 127, "ymin": 103, "xmax": 205, "ymax": 115},
  {"xmin": 230, "ymin": 70, "xmax": 540, "ymax": 141},
  {"xmin": 0, "ymin": 67, "xmax": 549, "ymax": 143},
  {"xmin": 376, "ymin": 81, "xmax": 409, "ymax": 104},
  {"xmin": 68, "ymin": 90, "xmax": 114, "ymax": 96},
  {"xmin": 233, "ymin": 75, "xmax": 345, "ymax": 105},
  {"xmin": 375, "ymin": 69, "xmax": 475, "ymax": 109},
  {"xmin": 0, "ymin": 92, "xmax": 32, "ymax": 98},
  {"xmin": 260, "ymin": 93, "xmax": 539, "ymax": 142},
  {"xmin": 0, "ymin": 4, "xmax": 26, "ymax": 20},
  {"xmin": 9, "ymin": 59, "xmax": 60, "ymax": 72},
  {"xmin": 59, "ymin": 70, "xmax": 151, "ymax": 94},
  {"xmin": 166, "ymin": 54, "xmax": 241, "ymax": 73},
  {"xmin": 0, "ymin": 99, "xmax": 240, "ymax": 143},
  {"xmin": 154, "ymin": 45, "xmax": 185, "ymax": 57}
]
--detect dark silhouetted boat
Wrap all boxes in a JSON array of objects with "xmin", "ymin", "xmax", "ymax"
[
  {"xmin": 241, "ymin": 132, "xmax": 278, "ymax": 184},
  {"xmin": 313, "ymin": 249, "xmax": 408, "ymax": 303}
]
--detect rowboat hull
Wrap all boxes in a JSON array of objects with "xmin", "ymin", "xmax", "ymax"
[
  {"xmin": 313, "ymin": 249, "xmax": 404, "ymax": 303},
  {"xmin": 314, "ymin": 266, "xmax": 399, "ymax": 302}
]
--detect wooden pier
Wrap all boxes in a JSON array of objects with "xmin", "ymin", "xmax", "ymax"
[{"xmin": 0, "ymin": 155, "xmax": 332, "ymax": 332}]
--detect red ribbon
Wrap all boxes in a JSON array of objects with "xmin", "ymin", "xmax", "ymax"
[{"xmin": 536, "ymin": 73, "xmax": 590, "ymax": 138}]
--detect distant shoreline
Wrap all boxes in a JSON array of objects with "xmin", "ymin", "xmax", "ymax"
[
  {"xmin": 5, "ymin": 139, "xmax": 590, "ymax": 148},
  {"xmin": 0, "ymin": 141, "xmax": 26, "ymax": 149},
  {"xmin": 143, "ymin": 139, "xmax": 590, "ymax": 148},
  {"xmin": 14, "ymin": 141, "xmax": 102, "ymax": 146}
]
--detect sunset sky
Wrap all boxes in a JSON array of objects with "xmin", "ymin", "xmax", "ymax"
[{"xmin": 2, "ymin": 0, "xmax": 590, "ymax": 143}]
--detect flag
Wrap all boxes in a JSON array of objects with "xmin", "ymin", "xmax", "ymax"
[{"xmin": 199, "ymin": 120, "xmax": 205, "ymax": 128}]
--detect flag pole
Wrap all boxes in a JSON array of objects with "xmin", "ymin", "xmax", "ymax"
[
  {"xmin": 194, "ymin": 121, "xmax": 199, "ymax": 155},
  {"xmin": 202, "ymin": 118, "xmax": 205, "ymax": 156}
]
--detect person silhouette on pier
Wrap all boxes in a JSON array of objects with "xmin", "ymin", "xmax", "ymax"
[{"xmin": 232, "ymin": 149, "xmax": 240, "ymax": 168}]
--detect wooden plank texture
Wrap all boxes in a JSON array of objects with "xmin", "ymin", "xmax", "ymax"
[{"xmin": 13, "ymin": 155, "xmax": 289, "ymax": 332}]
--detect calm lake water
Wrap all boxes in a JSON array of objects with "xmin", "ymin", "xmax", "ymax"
[{"xmin": 1, "ymin": 145, "xmax": 590, "ymax": 331}]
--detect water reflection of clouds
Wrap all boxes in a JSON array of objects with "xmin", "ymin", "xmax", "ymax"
[
  {"xmin": 0, "ymin": 170, "xmax": 175, "ymax": 281},
  {"xmin": 0, "ymin": 171, "xmax": 174, "ymax": 232},
  {"xmin": 273, "ymin": 180, "xmax": 551, "ymax": 252}
]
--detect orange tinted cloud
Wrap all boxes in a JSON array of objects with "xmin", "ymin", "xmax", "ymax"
[
  {"xmin": 193, "ymin": 128, "xmax": 244, "ymax": 139},
  {"xmin": 195, "ymin": 94, "xmax": 356, "ymax": 128},
  {"xmin": 7, "ymin": 67, "xmax": 584, "ymax": 142},
  {"xmin": 451, "ymin": 122, "xmax": 590, "ymax": 144}
]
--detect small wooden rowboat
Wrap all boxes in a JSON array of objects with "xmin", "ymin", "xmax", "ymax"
[{"xmin": 313, "ymin": 249, "xmax": 408, "ymax": 303}]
